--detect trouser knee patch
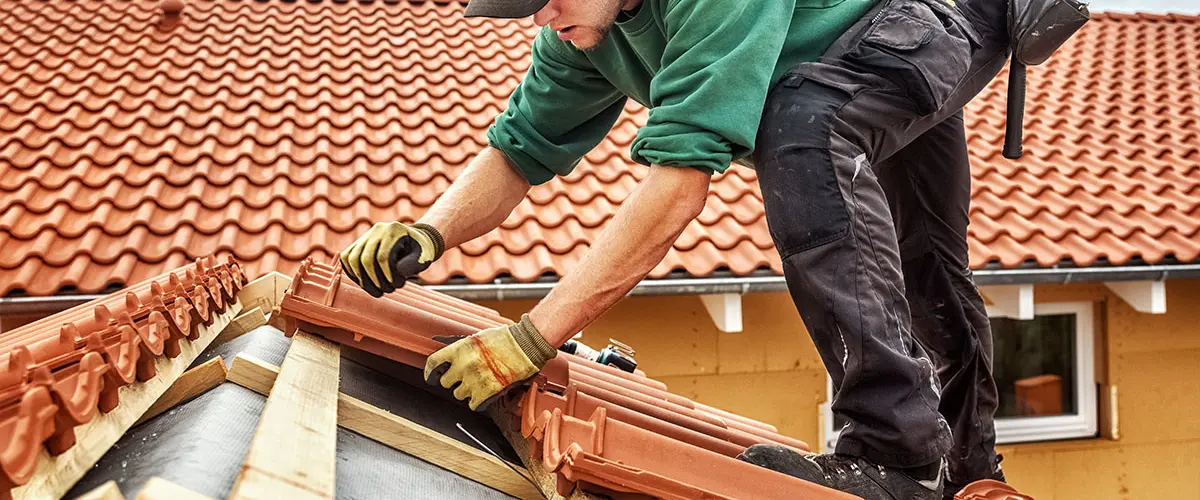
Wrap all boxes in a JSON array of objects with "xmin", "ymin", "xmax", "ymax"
[{"xmin": 755, "ymin": 80, "xmax": 852, "ymax": 257}]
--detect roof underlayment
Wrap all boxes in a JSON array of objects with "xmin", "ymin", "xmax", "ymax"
[{"xmin": 66, "ymin": 326, "xmax": 518, "ymax": 500}]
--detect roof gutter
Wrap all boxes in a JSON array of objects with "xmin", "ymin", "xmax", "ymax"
[
  {"xmin": 0, "ymin": 294, "xmax": 110, "ymax": 316},
  {"xmin": 428, "ymin": 275, "xmax": 791, "ymax": 301},
  {"xmin": 427, "ymin": 263, "xmax": 1200, "ymax": 301},
  {"xmin": 3, "ymin": 263, "xmax": 1199, "ymax": 314}
]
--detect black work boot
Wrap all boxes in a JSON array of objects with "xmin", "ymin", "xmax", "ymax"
[
  {"xmin": 737, "ymin": 444, "xmax": 943, "ymax": 499},
  {"xmin": 991, "ymin": 453, "xmax": 1006, "ymax": 482},
  {"xmin": 944, "ymin": 453, "xmax": 1007, "ymax": 500}
]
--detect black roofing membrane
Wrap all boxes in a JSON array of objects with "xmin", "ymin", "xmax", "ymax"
[
  {"xmin": 337, "ymin": 346, "xmax": 523, "ymax": 465},
  {"xmin": 66, "ymin": 383, "xmax": 264, "ymax": 499},
  {"xmin": 68, "ymin": 325, "xmax": 523, "ymax": 499},
  {"xmin": 336, "ymin": 426, "xmax": 517, "ymax": 500}
]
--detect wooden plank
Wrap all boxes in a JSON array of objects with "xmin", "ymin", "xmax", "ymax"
[
  {"xmin": 135, "ymin": 356, "xmax": 227, "ymax": 426},
  {"xmin": 227, "ymin": 470, "xmax": 326, "ymax": 500},
  {"xmin": 136, "ymin": 477, "xmax": 212, "ymax": 500},
  {"xmin": 232, "ymin": 275, "xmax": 273, "ymax": 315},
  {"xmin": 1100, "ymin": 384, "xmax": 1120, "ymax": 440},
  {"xmin": 266, "ymin": 307, "xmax": 288, "ymax": 333},
  {"xmin": 274, "ymin": 273, "xmax": 293, "ymax": 308},
  {"xmin": 211, "ymin": 307, "xmax": 267, "ymax": 347},
  {"xmin": 75, "ymin": 480, "xmax": 123, "ymax": 500},
  {"xmin": 229, "ymin": 332, "xmax": 340, "ymax": 500},
  {"xmin": 234, "ymin": 272, "xmax": 291, "ymax": 316},
  {"xmin": 226, "ymin": 354, "xmax": 542, "ymax": 499},
  {"xmin": 225, "ymin": 354, "xmax": 278, "ymax": 396},
  {"xmin": 11, "ymin": 303, "xmax": 241, "ymax": 500}
]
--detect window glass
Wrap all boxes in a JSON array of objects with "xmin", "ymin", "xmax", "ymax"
[{"xmin": 991, "ymin": 314, "xmax": 1077, "ymax": 418}]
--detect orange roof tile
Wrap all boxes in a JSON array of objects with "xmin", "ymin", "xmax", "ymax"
[
  {"xmin": 0, "ymin": 255, "xmax": 245, "ymax": 496},
  {"xmin": 954, "ymin": 479, "xmax": 1033, "ymax": 500},
  {"xmin": 277, "ymin": 258, "xmax": 858, "ymax": 499},
  {"xmin": 1, "ymin": 1, "xmax": 1198, "ymax": 296}
]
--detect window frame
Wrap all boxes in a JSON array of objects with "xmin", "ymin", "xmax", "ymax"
[{"xmin": 820, "ymin": 301, "xmax": 1098, "ymax": 451}]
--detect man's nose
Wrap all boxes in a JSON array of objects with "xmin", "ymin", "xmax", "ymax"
[{"xmin": 532, "ymin": 2, "xmax": 559, "ymax": 26}]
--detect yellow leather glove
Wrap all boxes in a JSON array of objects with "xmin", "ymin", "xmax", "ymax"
[
  {"xmin": 339, "ymin": 222, "xmax": 444, "ymax": 297},
  {"xmin": 424, "ymin": 314, "xmax": 558, "ymax": 411}
]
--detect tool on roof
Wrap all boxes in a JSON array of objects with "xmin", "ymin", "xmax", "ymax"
[
  {"xmin": 1003, "ymin": 0, "xmax": 1091, "ymax": 159},
  {"xmin": 559, "ymin": 338, "xmax": 638, "ymax": 373}
]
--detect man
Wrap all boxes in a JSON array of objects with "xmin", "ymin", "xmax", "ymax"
[{"xmin": 339, "ymin": 0, "xmax": 1012, "ymax": 497}]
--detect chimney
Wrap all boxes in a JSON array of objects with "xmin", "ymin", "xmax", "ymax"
[
  {"xmin": 162, "ymin": 0, "xmax": 184, "ymax": 16},
  {"xmin": 159, "ymin": 0, "xmax": 184, "ymax": 29}
]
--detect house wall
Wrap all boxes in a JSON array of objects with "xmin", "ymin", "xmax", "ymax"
[{"xmin": 479, "ymin": 278, "xmax": 1200, "ymax": 499}]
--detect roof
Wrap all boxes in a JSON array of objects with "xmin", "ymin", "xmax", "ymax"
[
  {"xmin": 1, "ymin": 1, "xmax": 1198, "ymax": 296},
  {"xmin": 278, "ymin": 258, "xmax": 860, "ymax": 499},
  {"xmin": 0, "ymin": 255, "xmax": 245, "ymax": 494},
  {"xmin": 0, "ymin": 253, "xmax": 1028, "ymax": 499}
]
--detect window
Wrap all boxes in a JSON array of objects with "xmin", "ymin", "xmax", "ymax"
[{"xmin": 821, "ymin": 302, "xmax": 1097, "ymax": 450}]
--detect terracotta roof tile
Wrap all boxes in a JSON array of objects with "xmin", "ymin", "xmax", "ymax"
[
  {"xmin": 0, "ymin": 255, "xmax": 246, "ymax": 496},
  {"xmin": 2, "ymin": 3, "xmax": 1199, "ymax": 295},
  {"xmin": 275, "ymin": 258, "xmax": 862, "ymax": 499},
  {"xmin": 953, "ymin": 479, "xmax": 1033, "ymax": 500}
]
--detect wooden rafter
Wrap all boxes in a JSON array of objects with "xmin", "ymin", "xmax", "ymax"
[
  {"xmin": 228, "ymin": 332, "xmax": 340, "ymax": 500},
  {"xmin": 226, "ymin": 353, "xmax": 544, "ymax": 499}
]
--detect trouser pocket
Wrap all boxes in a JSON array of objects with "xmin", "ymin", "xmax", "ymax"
[
  {"xmin": 754, "ymin": 79, "xmax": 851, "ymax": 258},
  {"xmin": 847, "ymin": 0, "xmax": 979, "ymax": 115}
]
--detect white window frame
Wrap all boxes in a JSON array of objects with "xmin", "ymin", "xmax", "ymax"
[{"xmin": 821, "ymin": 301, "xmax": 1097, "ymax": 451}]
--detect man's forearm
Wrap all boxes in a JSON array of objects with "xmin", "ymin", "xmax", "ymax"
[
  {"xmin": 418, "ymin": 147, "xmax": 531, "ymax": 249},
  {"xmin": 529, "ymin": 165, "xmax": 710, "ymax": 347}
]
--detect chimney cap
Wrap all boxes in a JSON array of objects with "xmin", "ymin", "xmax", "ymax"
[{"xmin": 161, "ymin": 0, "xmax": 184, "ymax": 16}]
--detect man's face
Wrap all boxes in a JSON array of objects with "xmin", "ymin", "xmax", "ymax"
[{"xmin": 532, "ymin": 0, "xmax": 628, "ymax": 51}]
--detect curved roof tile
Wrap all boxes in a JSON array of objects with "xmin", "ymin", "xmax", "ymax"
[{"xmin": 1, "ymin": 2, "xmax": 1198, "ymax": 295}]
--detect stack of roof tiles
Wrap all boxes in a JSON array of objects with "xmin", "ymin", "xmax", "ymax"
[
  {"xmin": 278, "ymin": 258, "xmax": 856, "ymax": 499},
  {"xmin": 0, "ymin": 255, "xmax": 246, "ymax": 497},
  {"xmin": 2, "ymin": 0, "xmax": 1197, "ymax": 298}
]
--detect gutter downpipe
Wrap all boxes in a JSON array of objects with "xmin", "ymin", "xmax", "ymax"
[{"xmin": 3, "ymin": 264, "xmax": 1199, "ymax": 314}]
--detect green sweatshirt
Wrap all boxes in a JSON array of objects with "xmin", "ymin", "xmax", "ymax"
[{"xmin": 486, "ymin": 0, "xmax": 875, "ymax": 184}]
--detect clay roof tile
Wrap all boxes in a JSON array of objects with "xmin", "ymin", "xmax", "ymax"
[
  {"xmin": 1, "ymin": 3, "xmax": 1199, "ymax": 296},
  {"xmin": 274, "ymin": 259, "xmax": 864, "ymax": 499}
]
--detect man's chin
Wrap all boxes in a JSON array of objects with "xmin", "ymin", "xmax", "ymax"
[
  {"xmin": 570, "ymin": 36, "xmax": 604, "ymax": 51},
  {"xmin": 571, "ymin": 39, "xmax": 598, "ymax": 51}
]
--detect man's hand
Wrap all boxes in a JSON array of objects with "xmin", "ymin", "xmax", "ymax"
[
  {"xmin": 340, "ymin": 147, "xmax": 530, "ymax": 299},
  {"xmin": 423, "ymin": 314, "xmax": 557, "ymax": 411},
  {"xmin": 339, "ymin": 222, "xmax": 444, "ymax": 297}
]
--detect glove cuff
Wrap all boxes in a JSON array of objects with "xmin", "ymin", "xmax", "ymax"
[
  {"xmin": 410, "ymin": 223, "xmax": 446, "ymax": 262},
  {"xmin": 510, "ymin": 314, "xmax": 557, "ymax": 369}
]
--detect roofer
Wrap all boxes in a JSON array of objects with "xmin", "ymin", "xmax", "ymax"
[{"xmin": 339, "ymin": 0, "xmax": 1014, "ymax": 497}]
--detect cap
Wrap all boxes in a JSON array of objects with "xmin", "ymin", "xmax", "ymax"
[{"xmin": 464, "ymin": 0, "xmax": 550, "ymax": 18}]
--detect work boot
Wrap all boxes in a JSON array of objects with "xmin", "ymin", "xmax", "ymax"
[
  {"xmin": 737, "ymin": 444, "xmax": 943, "ymax": 499},
  {"xmin": 991, "ymin": 453, "xmax": 1006, "ymax": 482},
  {"xmin": 944, "ymin": 453, "xmax": 1007, "ymax": 500}
]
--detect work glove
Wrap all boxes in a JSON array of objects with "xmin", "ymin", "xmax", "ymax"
[
  {"xmin": 339, "ymin": 222, "xmax": 444, "ymax": 297},
  {"xmin": 424, "ymin": 314, "xmax": 558, "ymax": 411}
]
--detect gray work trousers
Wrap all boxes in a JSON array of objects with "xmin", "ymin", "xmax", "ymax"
[{"xmin": 751, "ymin": 0, "xmax": 1011, "ymax": 489}]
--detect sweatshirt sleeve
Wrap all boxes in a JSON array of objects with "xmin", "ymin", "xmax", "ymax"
[
  {"xmin": 486, "ymin": 28, "xmax": 629, "ymax": 185},
  {"xmin": 630, "ymin": 0, "xmax": 796, "ymax": 174}
]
